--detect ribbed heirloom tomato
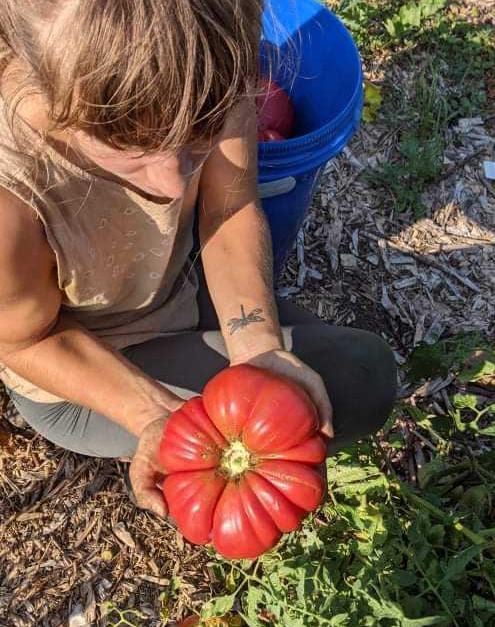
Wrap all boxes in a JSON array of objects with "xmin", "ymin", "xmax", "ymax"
[{"xmin": 159, "ymin": 365, "xmax": 327, "ymax": 560}]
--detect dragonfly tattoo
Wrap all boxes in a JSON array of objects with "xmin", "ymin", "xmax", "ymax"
[{"xmin": 227, "ymin": 305, "xmax": 266, "ymax": 335}]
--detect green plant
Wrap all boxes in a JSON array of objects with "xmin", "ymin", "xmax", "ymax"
[
  {"xmin": 367, "ymin": 67, "xmax": 449, "ymax": 216},
  {"xmin": 326, "ymin": 0, "xmax": 401, "ymax": 53},
  {"xmin": 384, "ymin": 0, "xmax": 448, "ymax": 40},
  {"xmin": 371, "ymin": 133, "xmax": 444, "ymax": 215},
  {"xmin": 450, "ymin": 394, "xmax": 495, "ymax": 436},
  {"xmin": 406, "ymin": 333, "xmax": 491, "ymax": 383},
  {"xmin": 196, "ymin": 334, "xmax": 495, "ymax": 626},
  {"xmin": 201, "ymin": 446, "xmax": 495, "ymax": 625}
]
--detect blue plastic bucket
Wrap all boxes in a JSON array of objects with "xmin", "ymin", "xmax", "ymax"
[{"xmin": 259, "ymin": 0, "xmax": 363, "ymax": 275}]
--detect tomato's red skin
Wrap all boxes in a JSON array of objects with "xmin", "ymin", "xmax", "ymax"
[
  {"xmin": 255, "ymin": 460, "xmax": 324, "ymax": 512},
  {"xmin": 258, "ymin": 128, "xmax": 286, "ymax": 142},
  {"xmin": 200, "ymin": 365, "xmax": 269, "ymax": 441},
  {"xmin": 244, "ymin": 471, "xmax": 304, "ymax": 532},
  {"xmin": 212, "ymin": 479, "xmax": 280, "ymax": 559},
  {"xmin": 159, "ymin": 397, "xmax": 227, "ymax": 473},
  {"xmin": 257, "ymin": 79, "xmax": 295, "ymax": 138},
  {"xmin": 160, "ymin": 364, "xmax": 327, "ymax": 559},
  {"xmin": 202, "ymin": 366, "xmax": 320, "ymax": 452},
  {"xmin": 164, "ymin": 470, "xmax": 226, "ymax": 545},
  {"xmin": 262, "ymin": 435, "xmax": 327, "ymax": 464}
]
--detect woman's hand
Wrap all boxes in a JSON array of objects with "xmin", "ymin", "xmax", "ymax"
[
  {"xmin": 231, "ymin": 349, "xmax": 334, "ymax": 440},
  {"xmin": 129, "ymin": 417, "xmax": 172, "ymax": 517}
]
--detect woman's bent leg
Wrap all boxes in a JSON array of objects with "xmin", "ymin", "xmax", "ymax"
[
  {"xmin": 7, "ymin": 303, "xmax": 396, "ymax": 458},
  {"xmin": 6, "ymin": 390, "xmax": 139, "ymax": 457}
]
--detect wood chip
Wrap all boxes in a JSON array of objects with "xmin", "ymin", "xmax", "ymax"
[
  {"xmin": 325, "ymin": 218, "xmax": 343, "ymax": 272},
  {"xmin": 112, "ymin": 522, "xmax": 136, "ymax": 550},
  {"xmin": 297, "ymin": 262, "xmax": 307, "ymax": 287},
  {"xmin": 307, "ymin": 267, "xmax": 323, "ymax": 280},
  {"xmin": 381, "ymin": 285, "xmax": 400, "ymax": 319},
  {"xmin": 296, "ymin": 230, "xmax": 305, "ymax": 266},
  {"xmin": 393, "ymin": 277, "xmax": 417, "ymax": 290},
  {"xmin": 389, "ymin": 254, "xmax": 415, "ymax": 265},
  {"xmin": 74, "ymin": 516, "xmax": 98, "ymax": 549},
  {"xmin": 414, "ymin": 313, "xmax": 427, "ymax": 346},
  {"xmin": 137, "ymin": 574, "xmax": 170, "ymax": 586},
  {"xmin": 277, "ymin": 286, "xmax": 300, "ymax": 297},
  {"xmin": 15, "ymin": 512, "xmax": 46, "ymax": 522},
  {"xmin": 363, "ymin": 231, "xmax": 482, "ymax": 293},
  {"xmin": 414, "ymin": 375, "xmax": 455, "ymax": 398},
  {"xmin": 340, "ymin": 253, "xmax": 359, "ymax": 269},
  {"xmin": 457, "ymin": 117, "xmax": 484, "ymax": 133},
  {"xmin": 69, "ymin": 604, "xmax": 91, "ymax": 627},
  {"xmin": 423, "ymin": 317, "xmax": 446, "ymax": 345},
  {"xmin": 351, "ymin": 229, "xmax": 360, "ymax": 256}
]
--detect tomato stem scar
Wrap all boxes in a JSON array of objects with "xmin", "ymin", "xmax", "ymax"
[{"xmin": 220, "ymin": 440, "xmax": 253, "ymax": 477}]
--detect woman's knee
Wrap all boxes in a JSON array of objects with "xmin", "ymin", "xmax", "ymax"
[
  {"xmin": 349, "ymin": 329, "xmax": 398, "ymax": 432},
  {"xmin": 291, "ymin": 324, "xmax": 398, "ymax": 438}
]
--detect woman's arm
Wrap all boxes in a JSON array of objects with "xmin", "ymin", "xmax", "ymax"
[
  {"xmin": 0, "ymin": 189, "xmax": 182, "ymax": 437},
  {"xmin": 198, "ymin": 99, "xmax": 285, "ymax": 362},
  {"xmin": 198, "ymin": 99, "xmax": 333, "ymax": 438}
]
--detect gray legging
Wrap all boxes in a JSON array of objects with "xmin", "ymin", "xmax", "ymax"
[{"xmin": 6, "ymin": 266, "xmax": 397, "ymax": 458}]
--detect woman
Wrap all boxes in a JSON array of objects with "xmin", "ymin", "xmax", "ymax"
[{"xmin": 0, "ymin": 0, "xmax": 396, "ymax": 517}]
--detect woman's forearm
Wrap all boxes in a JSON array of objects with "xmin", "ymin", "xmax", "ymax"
[
  {"xmin": 198, "ymin": 100, "xmax": 285, "ymax": 362},
  {"xmin": 200, "ymin": 201, "xmax": 284, "ymax": 362},
  {"xmin": 0, "ymin": 312, "xmax": 179, "ymax": 436}
]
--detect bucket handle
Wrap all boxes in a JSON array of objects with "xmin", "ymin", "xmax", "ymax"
[{"xmin": 258, "ymin": 176, "xmax": 297, "ymax": 199}]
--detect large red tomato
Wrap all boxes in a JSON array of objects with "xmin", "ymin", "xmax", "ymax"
[
  {"xmin": 256, "ymin": 79, "xmax": 295, "ymax": 139},
  {"xmin": 159, "ymin": 365, "xmax": 326, "ymax": 560}
]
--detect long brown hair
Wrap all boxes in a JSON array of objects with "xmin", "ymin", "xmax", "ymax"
[{"xmin": 0, "ymin": 0, "xmax": 262, "ymax": 152}]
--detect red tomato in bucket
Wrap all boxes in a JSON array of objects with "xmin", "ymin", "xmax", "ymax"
[
  {"xmin": 159, "ymin": 365, "xmax": 326, "ymax": 560},
  {"xmin": 258, "ymin": 128, "xmax": 287, "ymax": 142},
  {"xmin": 257, "ymin": 78, "xmax": 295, "ymax": 139}
]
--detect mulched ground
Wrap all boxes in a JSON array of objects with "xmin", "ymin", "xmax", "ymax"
[{"xmin": 0, "ymin": 2, "xmax": 494, "ymax": 625}]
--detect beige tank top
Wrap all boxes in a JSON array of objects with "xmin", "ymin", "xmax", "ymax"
[{"xmin": 0, "ymin": 98, "xmax": 200, "ymax": 403}]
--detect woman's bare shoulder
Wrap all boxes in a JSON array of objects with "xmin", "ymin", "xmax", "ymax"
[
  {"xmin": 0, "ymin": 186, "xmax": 61, "ymax": 351},
  {"xmin": 0, "ymin": 186, "xmax": 55, "ymax": 285}
]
